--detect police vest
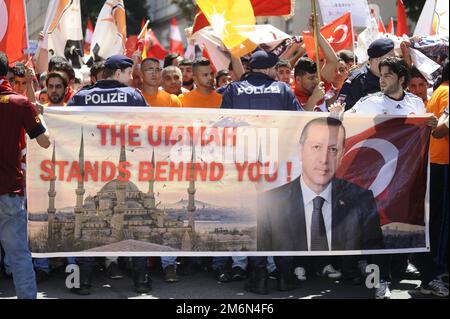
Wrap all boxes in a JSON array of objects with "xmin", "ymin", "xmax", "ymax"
[
  {"xmin": 67, "ymin": 80, "xmax": 147, "ymax": 107},
  {"xmin": 221, "ymin": 73, "xmax": 302, "ymax": 111}
]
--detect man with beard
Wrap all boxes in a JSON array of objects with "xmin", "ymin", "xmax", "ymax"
[
  {"xmin": 179, "ymin": 59, "xmax": 195, "ymax": 91},
  {"xmin": 339, "ymin": 38, "xmax": 395, "ymax": 109},
  {"xmin": 350, "ymin": 57, "xmax": 427, "ymax": 115},
  {"xmin": 179, "ymin": 58, "xmax": 222, "ymax": 108},
  {"xmin": 45, "ymin": 72, "xmax": 68, "ymax": 107},
  {"xmin": 347, "ymin": 57, "xmax": 442, "ymax": 299}
]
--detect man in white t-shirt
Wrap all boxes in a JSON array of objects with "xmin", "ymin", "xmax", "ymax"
[
  {"xmin": 349, "ymin": 57, "xmax": 427, "ymax": 115},
  {"xmin": 340, "ymin": 57, "xmax": 438, "ymax": 299}
]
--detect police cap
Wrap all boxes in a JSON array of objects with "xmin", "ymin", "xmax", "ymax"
[
  {"xmin": 250, "ymin": 50, "xmax": 279, "ymax": 70},
  {"xmin": 104, "ymin": 55, "xmax": 134, "ymax": 70},
  {"xmin": 367, "ymin": 38, "xmax": 395, "ymax": 59}
]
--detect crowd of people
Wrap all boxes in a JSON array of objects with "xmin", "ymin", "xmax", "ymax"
[{"xmin": 0, "ymin": 14, "xmax": 448, "ymax": 299}]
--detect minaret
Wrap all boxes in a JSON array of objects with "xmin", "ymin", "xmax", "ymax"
[
  {"xmin": 144, "ymin": 148, "xmax": 156, "ymax": 209},
  {"xmin": 115, "ymin": 145, "xmax": 127, "ymax": 209},
  {"xmin": 74, "ymin": 129, "xmax": 85, "ymax": 239},
  {"xmin": 187, "ymin": 143, "xmax": 196, "ymax": 233},
  {"xmin": 111, "ymin": 145, "xmax": 126, "ymax": 240},
  {"xmin": 47, "ymin": 142, "xmax": 56, "ymax": 243},
  {"xmin": 257, "ymin": 143, "xmax": 263, "ymax": 189}
]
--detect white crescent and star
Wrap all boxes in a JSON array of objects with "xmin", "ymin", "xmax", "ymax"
[
  {"xmin": 0, "ymin": 0, "xmax": 8, "ymax": 43},
  {"xmin": 332, "ymin": 24, "xmax": 349, "ymax": 44},
  {"xmin": 344, "ymin": 138, "xmax": 399, "ymax": 197}
]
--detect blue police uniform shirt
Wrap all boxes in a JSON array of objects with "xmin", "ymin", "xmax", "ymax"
[
  {"xmin": 338, "ymin": 65, "xmax": 380, "ymax": 109},
  {"xmin": 67, "ymin": 80, "xmax": 147, "ymax": 107},
  {"xmin": 220, "ymin": 72, "xmax": 302, "ymax": 111}
]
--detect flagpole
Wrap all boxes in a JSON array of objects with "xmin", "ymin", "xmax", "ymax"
[
  {"xmin": 138, "ymin": 20, "xmax": 150, "ymax": 39},
  {"xmin": 311, "ymin": 0, "xmax": 321, "ymax": 80},
  {"xmin": 349, "ymin": 13, "xmax": 356, "ymax": 66},
  {"xmin": 23, "ymin": 0, "xmax": 31, "ymax": 59}
]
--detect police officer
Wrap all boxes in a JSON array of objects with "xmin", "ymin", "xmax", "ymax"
[
  {"xmin": 339, "ymin": 38, "xmax": 395, "ymax": 109},
  {"xmin": 220, "ymin": 50, "xmax": 302, "ymax": 295},
  {"xmin": 68, "ymin": 55, "xmax": 147, "ymax": 106},
  {"xmin": 67, "ymin": 55, "xmax": 150, "ymax": 296},
  {"xmin": 221, "ymin": 50, "xmax": 302, "ymax": 111}
]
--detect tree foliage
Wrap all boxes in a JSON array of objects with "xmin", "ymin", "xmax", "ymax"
[
  {"xmin": 402, "ymin": 0, "xmax": 426, "ymax": 23},
  {"xmin": 80, "ymin": 0, "xmax": 151, "ymax": 36},
  {"xmin": 170, "ymin": 0, "xmax": 196, "ymax": 23}
]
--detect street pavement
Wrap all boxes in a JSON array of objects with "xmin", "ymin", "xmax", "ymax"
[{"xmin": 0, "ymin": 265, "xmax": 440, "ymax": 299}]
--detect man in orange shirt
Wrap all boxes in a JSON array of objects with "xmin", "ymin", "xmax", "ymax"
[
  {"xmin": 179, "ymin": 58, "xmax": 222, "ymax": 108},
  {"xmin": 416, "ymin": 59, "xmax": 449, "ymax": 297},
  {"xmin": 179, "ymin": 59, "xmax": 195, "ymax": 91},
  {"xmin": 161, "ymin": 66, "xmax": 188, "ymax": 96},
  {"xmin": 141, "ymin": 58, "xmax": 181, "ymax": 107}
]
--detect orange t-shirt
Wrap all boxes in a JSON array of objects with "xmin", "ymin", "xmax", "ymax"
[
  {"xmin": 143, "ymin": 90, "xmax": 182, "ymax": 107},
  {"xmin": 179, "ymin": 89, "xmax": 222, "ymax": 108},
  {"xmin": 427, "ymin": 82, "xmax": 449, "ymax": 164}
]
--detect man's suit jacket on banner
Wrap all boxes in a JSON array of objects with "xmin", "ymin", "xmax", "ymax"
[{"xmin": 257, "ymin": 177, "xmax": 384, "ymax": 251}]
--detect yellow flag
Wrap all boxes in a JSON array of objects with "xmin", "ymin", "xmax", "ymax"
[{"xmin": 196, "ymin": 0, "xmax": 256, "ymax": 56}]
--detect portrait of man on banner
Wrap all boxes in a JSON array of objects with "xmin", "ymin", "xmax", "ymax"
[{"xmin": 257, "ymin": 117, "xmax": 384, "ymax": 252}]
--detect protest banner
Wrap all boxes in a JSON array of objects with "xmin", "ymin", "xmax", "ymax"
[
  {"xmin": 27, "ymin": 108, "xmax": 430, "ymax": 257},
  {"xmin": 318, "ymin": 0, "xmax": 371, "ymax": 28}
]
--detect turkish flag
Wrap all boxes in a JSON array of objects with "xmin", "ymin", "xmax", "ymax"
[
  {"xmin": 125, "ymin": 35, "xmax": 138, "ymax": 58},
  {"xmin": 192, "ymin": 0, "xmax": 292, "ymax": 34},
  {"xmin": 302, "ymin": 12, "xmax": 353, "ymax": 61},
  {"xmin": 170, "ymin": 17, "xmax": 184, "ymax": 56},
  {"xmin": 396, "ymin": 0, "xmax": 409, "ymax": 37},
  {"xmin": 0, "ymin": 0, "xmax": 27, "ymax": 64},
  {"xmin": 148, "ymin": 30, "xmax": 168, "ymax": 60},
  {"xmin": 336, "ymin": 117, "xmax": 431, "ymax": 226}
]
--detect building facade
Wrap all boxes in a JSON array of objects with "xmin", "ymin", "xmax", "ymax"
[{"xmin": 26, "ymin": 0, "xmax": 51, "ymax": 40}]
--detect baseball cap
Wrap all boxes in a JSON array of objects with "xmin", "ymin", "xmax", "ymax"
[
  {"xmin": 250, "ymin": 50, "xmax": 279, "ymax": 70},
  {"xmin": 104, "ymin": 55, "xmax": 134, "ymax": 69},
  {"xmin": 367, "ymin": 38, "xmax": 395, "ymax": 59}
]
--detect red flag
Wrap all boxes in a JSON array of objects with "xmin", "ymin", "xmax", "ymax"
[
  {"xmin": 192, "ymin": 0, "xmax": 293, "ymax": 34},
  {"xmin": 302, "ymin": 12, "xmax": 353, "ymax": 61},
  {"xmin": 192, "ymin": 9, "xmax": 210, "ymax": 34},
  {"xmin": 202, "ymin": 47, "xmax": 217, "ymax": 73},
  {"xmin": 148, "ymin": 30, "xmax": 168, "ymax": 60},
  {"xmin": 125, "ymin": 35, "xmax": 138, "ymax": 58},
  {"xmin": 336, "ymin": 117, "xmax": 430, "ymax": 226},
  {"xmin": 170, "ymin": 17, "xmax": 184, "ymax": 56},
  {"xmin": 250, "ymin": 0, "xmax": 293, "ymax": 16},
  {"xmin": 378, "ymin": 17, "xmax": 387, "ymax": 34},
  {"xmin": 396, "ymin": 0, "xmax": 409, "ymax": 37},
  {"xmin": 0, "ymin": 0, "xmax": 27, "ymax": 64},
  {"xmin": 84, "ymin": 18, "xmax": 94, "ymax": 55},
  {"xmin": 387, "ymin": 17, "xmax": 395, "ymax": 35}
]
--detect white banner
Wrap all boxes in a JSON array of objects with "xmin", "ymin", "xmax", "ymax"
[{"xmin": 318, "ymin": 0, "xmax": 371, "ymax": 28}]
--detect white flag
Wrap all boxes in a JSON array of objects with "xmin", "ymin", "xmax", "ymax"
[
  {"xmin": 193, "ymin": 25, "xmax": 290, "ymax": 72},
  {"xmin": 90, "ymin": 0, "xmax": 127, "ymax": 61},
  {"xmin": 414, "ymin": 0, "xmax": 449, "ymax": 37},
  {"xmin": 34, "ymin": 0, "xmax": 83, "ymax": 72},
  {"xmin": 47, "ymin": 0, "xmax": 83, "ymax": 59},
  {"xmin": 355, "ymin": 17, "xmax": 382, "ymax": 64},
  {"xmin": 410, "ymin": 48, "xmax": 441, "ymax": 83},
  {"xmin": 318, "ymin": 0, "xmax": 371, "ymax": 28}
]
